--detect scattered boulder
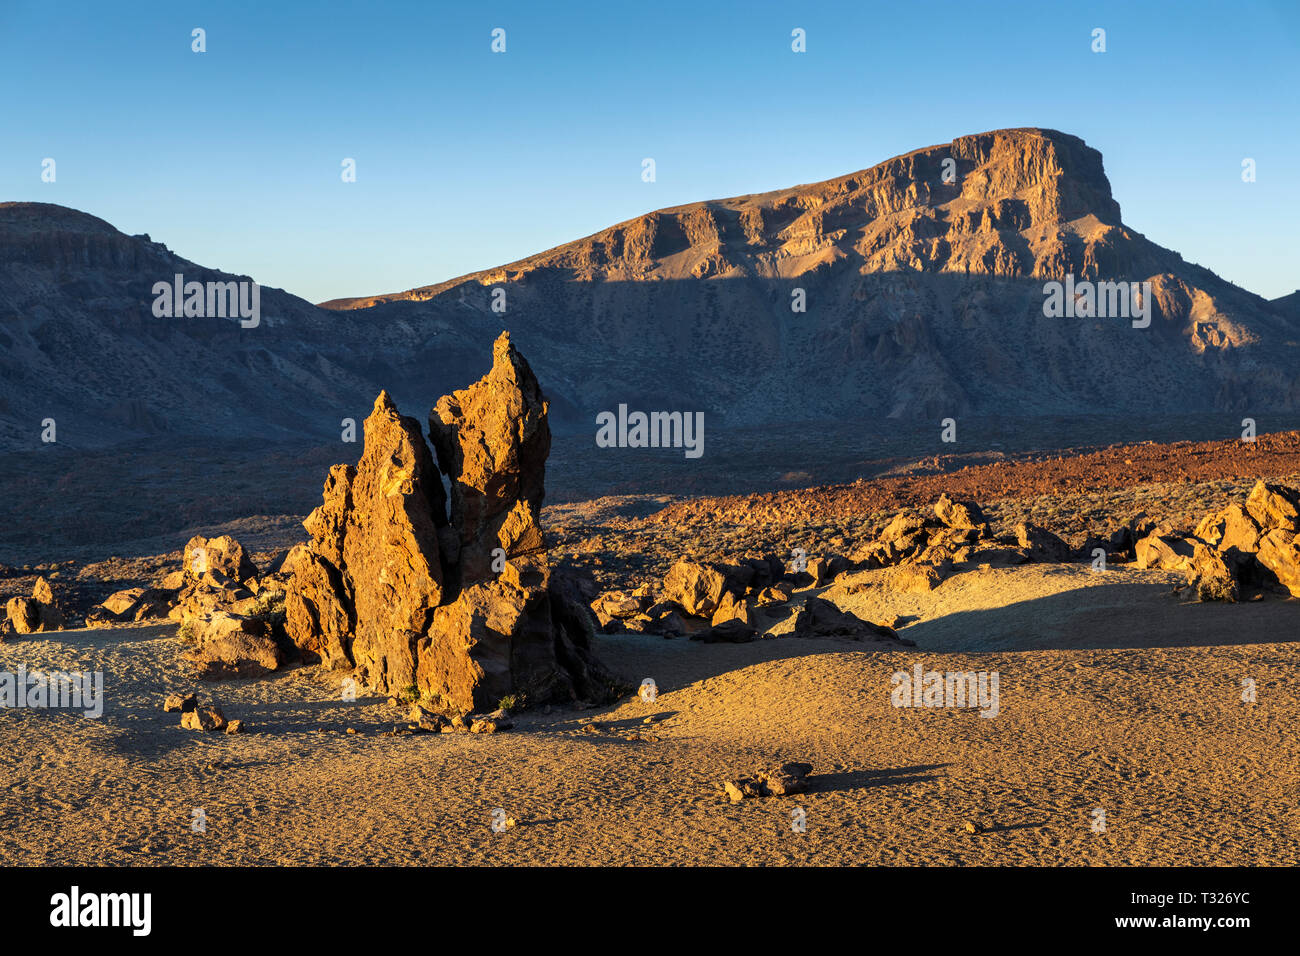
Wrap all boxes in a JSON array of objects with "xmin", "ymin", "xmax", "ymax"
[
  {"xmin": 885, "ymin": 561, "xmax": 949, "ymax": 593},
  {"xmin": 1256, "ymin": 529, "xmax": 1300, "ymax": 597},
  {"xmin": 806, "ymin": 555, "xmax": 850, "ymax": 586},
  {"xmin": 689, "ymin": 618, "xmax": 758, "ymax": 643},
  {"xmin": 181, "ymin": 703, "xmax": 228, "ymax": 732},
  {"xmin": 1135, "ymin": 530, "xmax": 1196, "ymax": 571},
  {"xmin": 591, "ymin": 590, "xmax": 644, "ymax": 628},
  {"xmin": 792, "ymin": 597, "xmax": 913, "ymax": 645},
  {"xmin": 470, "ymin": 710, "xmax": 515, "ymax": 734},
  {"xmin": 1185, "ymin": 542, "xmax": 1239, "ymax": 603},
  {"xmin": 756, "ymin": 583, "xmax": 792, "ymax": 606},
  {"xmin": 967, "ymin": 545, "xmax": 1030, "ymax": 566},
  {"xmin": 662, "ymin": 558, "xmax": 733, "ymax": 617},
  {"xmin": 710, "ymin": 590, "xmax": 757, "ymax": 627},
  {"xmin": 4, "ymin": 577, "xmax": 64, "ymax": 633},
  {"xmin": 183, "ymin": 535, "xmax": 259, "ymax": 586},
  {"xmin": 1014, "ymin": 523, "xmax": 1071, "ymax": 563},
  {"xmin": 4, "ymin": 597, "xmax": 40, "ymax": 634},
  {"xmin": 101, "ymin": 588, "xmax": 145, "ymax": 617},
  {"xmin": 722, "ymin": 762, "xmax": 813, "ymax": 802},
  {"xmin": 98, "ymin": 586, "xmax": 174, "ymax": 624},
  {"xmin": 934, "ymin": 493, "xmax": 987, "ymax": 531},
  {"xmin": 1245, "ymin": 480, "xmax": 1300, "ymax": 534},
  {"xmin": 187, "ymin": 612, "xmax": 284, "ymax": 679},
  {"xmin": 163, "ymin": 692, "xmax": 197, "ymax": 713}
]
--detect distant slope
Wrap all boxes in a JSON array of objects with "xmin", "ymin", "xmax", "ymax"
[{"xmin": 0, "ymin": 202, "xmax": 496, "ymax": 450}]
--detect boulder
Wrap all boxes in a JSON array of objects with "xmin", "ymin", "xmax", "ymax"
[
  {"xmin": 181, "ymin": 704, "xmax": 228, "ymax": 732},
  {"xmin": 756, "ymin": 583, "xmax": 792, "ymax": 606},
  {"xmin": 159, "ymin": 570, "xmax": 186, "ymax": 590},
  {"xmin": 1256, "ymin": 529, "xmax": 1300, "ymax": 597},
  {"xmin": 689, "ymin": 619, "xmax": 758, "ymax": 643},
  {"xmin": 101, "ymin": 588, "xmax": 145, "ymax": 617},
  {"xmin": 723, "ymin": 762, "xmax": 813, "ymax": 802},
  {"xmin": 187, "ymin": 612, "xmax": 284, "ymax": 679},
  {"xmin": 4, "ymin": 597, "xmax": 40, "ymax": 634},
  {"xmin": 1135, "ymin": 531, "xmax": 1196, "ymax": 571},
  {"xmin": 879, "ymin": 511, "xmax": 928, "ymax": 542},
  {"xmin": 761, "ymin": 762, "xmax": 814, "ymax": 796},
  {"xmin": 183, "ymin": 535, "xmax": 259, "ymax": 585},
  {"xmin": 591, "ymin": 591, "xmax": 643, "ymax": 622},
  {"xmin": 662, "ymin": 558, "xmax": 733, "ymax": 617},
  {"xmin": 968, "ymin": 545, "xmax": 1030, "ymax": 566},
  {"xmin": 4, "ymin": 577, "xmax": 64, "ymax": 633},
  {"xmin": 1014, "ymin": 523, "xmax": 1071, "ymax": 562},
  {"xmin": 102, "ymin": 586, "xmax": 175, "ymax": 623},
  {"xmin": 1193, "ymin": 504, "xmax": 1262, "ymax": 558},
  {"xmin": 1244, "ymin": 480, "xmax": 1300, "ymax": 534},
  {"xmin": 1185, "ymin": 542, "xmax": 1239, "ymax": 603},
  {"xmin": 792, "ymin": 597, "xmax": 913, "ymax": 645},
  {"xmin": 130, "ymin": 588, "xmax": 176, "ymax": 622},
  {"xmin": 885, "ymin": 561, "xmax": 949, "ymax": 593},
  {"xmin": 934, "ymin": 494, "xmax": 987, "ymax": 531},
  {"xmin": 710, "ymin": 590, "xmax": 757, "ymax": 627},
  {"xmin": 163, "ymin": 692, "xmax": 197, "ymax": 713}
]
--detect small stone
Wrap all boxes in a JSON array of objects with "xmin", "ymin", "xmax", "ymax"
[
  {"xmin": 181, "ymin": 704, "xmax": 227, "ymax": 732},
  {"xmin": 723, "ymin": 778, "xmax": 765, "ymax": 803},
  {"xmin": 224, "ymin": 719, "xmax": 243, "ymax": 734},
  {"xmin": 163, "ymin": 692, "xmax": 196, "ymax": 713}
]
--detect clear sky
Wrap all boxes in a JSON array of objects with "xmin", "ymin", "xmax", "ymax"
[{"xmin": 2, "ymin": 0, "xmax": 1297, "ymax": 303}]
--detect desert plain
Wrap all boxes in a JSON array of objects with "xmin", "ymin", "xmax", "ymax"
[{"xmin": 3, "ymin": 427, "xmax": 1297, "ymax": 867}]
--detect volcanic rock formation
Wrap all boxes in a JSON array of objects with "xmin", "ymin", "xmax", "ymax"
[
  {"xmin": 283, "ymin": 332, "xmax": 612, "ymax": 714},
  {"xmin": 3, "ymin": 576, "xmax": 64, "ymax": 635}
]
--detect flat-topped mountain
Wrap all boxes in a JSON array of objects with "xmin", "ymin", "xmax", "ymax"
[
  {"xmin": 1, "ymin": 129, "xmax": 1297, "ymax": 453},
  {"xmin": 323, "ymin": 128, "xmax": 1136, "ymax": 306}
]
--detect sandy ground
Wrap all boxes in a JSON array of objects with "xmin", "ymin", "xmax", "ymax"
[{"xmin": 2, "ymin": 564, "xmax": 1296, "ymax": 866}]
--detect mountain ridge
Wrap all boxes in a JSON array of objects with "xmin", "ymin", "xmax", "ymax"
[
  {"xmin": 320, "ymin": 128, "xmax": 1144, "ymax": 309},
  {"xmin": 1, "ymin": 128, "xmax": 1297, "ymax": 454}
]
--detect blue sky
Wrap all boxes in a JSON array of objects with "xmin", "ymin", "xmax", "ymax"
[{"xmin": 2, "ymin": 0, "xmax": 1297, "ymax": 303}]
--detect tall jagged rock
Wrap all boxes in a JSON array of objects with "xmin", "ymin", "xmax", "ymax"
[
  {"xmin": 285, "ymin": 333, "xmax": 611, "ymax": 713},
  {"xmin": 429, "ymin": 332, "xmax": 550, "ymax": 585},
  {"xmin": 340, "ymin": 392, "xmax": 446, "ymax": 691}
]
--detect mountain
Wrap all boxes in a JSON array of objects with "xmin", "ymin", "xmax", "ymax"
[
  {"xmin": 2, "ymin": 128, "xmax": 1298, "ymax": 454},
  {"xmin": 0, "ymin": 202, "xmax": 491, "ymax": 450}
]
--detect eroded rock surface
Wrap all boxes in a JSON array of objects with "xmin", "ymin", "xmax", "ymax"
[{"xmin": 285, "ymin": 333, "xmax": 612, "ymax": 714}]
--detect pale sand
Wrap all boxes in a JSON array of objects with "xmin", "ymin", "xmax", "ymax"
[{"xmin": 2, "ymin": 564, "xmax": 1296, "ymax": 866}]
